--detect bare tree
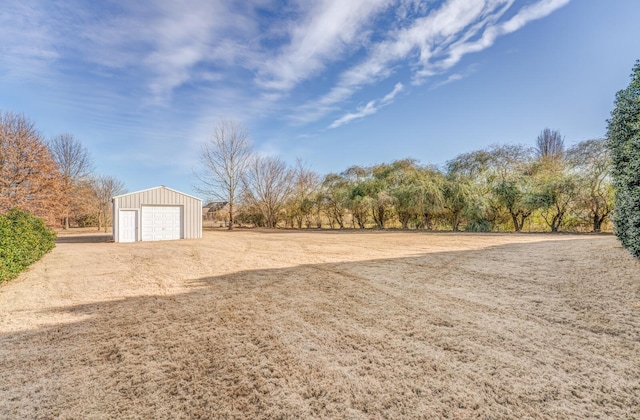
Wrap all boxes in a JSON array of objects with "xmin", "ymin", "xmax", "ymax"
[
  {"xmin": 0, "ymin": 111, "xmax": 63, "ymax": 225},
  {"xmin": 536, "ymin": 128, "xmax": 565, "ymax": 160},
  {"xmin": 286, "ymin": 159, "xmax": 320, "ymax": 228},
  {"xmin": 242, "ymin": 156, "xmax": 294, "ymax": 228},
  {"xmin": 90, "ymin": 175, "xmax": 126, "ymax": 232},
  {"xmin": 48, "ymin": 133, "xmax": 94, "ymax": 229},
  {"xmin": 195, "ymin": 120, "xmax": 252, "ymax": 230}
]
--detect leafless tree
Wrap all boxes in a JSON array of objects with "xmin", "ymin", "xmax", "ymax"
[
  {"xmin": 90, "ymin": 175, "xmax": 126, "ymax": 232},
  {"xmin": 286, "ymin": 159, "xmax": 320, "ymax": 228},
  {"xmin": 48, "ymin": 133, "xmax": 94, "ymax": 229},
  {"xmin": 0, "ymin": 111, "xmax": 63, "ymax": 225},
  {"xmin": 242, "ymin": 156, "xmax": 294, "ymax": 228},
  {"xmin": 195, "ymin": 120, "xmax": 253, "ymax": 230},
  {"xmin": 536, "ymin": 128, "xmax": 565, "ymax": 161}
]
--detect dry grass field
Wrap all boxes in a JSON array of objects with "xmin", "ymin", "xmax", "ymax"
[{"xmin": 0, "ymin": 229, "xmax": 639, "ymax": 418}]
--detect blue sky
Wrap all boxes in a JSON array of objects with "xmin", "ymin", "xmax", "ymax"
[{"xmin": 1, "ymin": 0, "xmax": 639, "ymax": 199}]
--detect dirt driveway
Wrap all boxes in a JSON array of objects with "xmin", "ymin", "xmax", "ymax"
[{"xmin": 1, "ymin": 230, "xmax": 639, "ymax": 418}]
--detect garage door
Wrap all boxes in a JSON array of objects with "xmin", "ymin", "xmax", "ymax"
[{"xmin": 141, "ymin": 206, "xmax": 182, "ymax": 241}]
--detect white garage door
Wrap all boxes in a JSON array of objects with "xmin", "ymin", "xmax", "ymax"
[{"xmin": 141, "ymin": 206, "xmax": 182, "ymax": 241}]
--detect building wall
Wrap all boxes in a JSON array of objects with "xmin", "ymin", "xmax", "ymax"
[{"xmin": 112, "ymin": 186, "xmax": 202, "ymax": 241}]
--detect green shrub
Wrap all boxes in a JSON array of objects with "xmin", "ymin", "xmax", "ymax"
[
  {"xmin": 464, "ymin": 218, "xmax": 493, "ymax": 232},
  {"xmin": 0, "ymin": 209, "xmax": 57, "ymax": 283},
  {"xmin": 607, "ymin": 61, "xmax": 640, "ymax": 258}
]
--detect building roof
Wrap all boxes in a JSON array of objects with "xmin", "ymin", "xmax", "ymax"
[
  {"xmin": 112, "ymin": 185, "xmax": 202, "ymax": 202},
  {"xmin": 203, "ymin": 201, "xmax": 228, "ymax": 211}
]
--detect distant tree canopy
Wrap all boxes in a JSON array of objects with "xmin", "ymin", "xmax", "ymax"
[
  {"xmin": 536, "ymin": 128, "xmax": 565, "ymax": 161},
  {"xmin": 297, "ymin": 137, "xmax": 611, "ymax": 233},
  {"xmin": 1, "ymin": 109, "xmax": 125, "ymax": 229},
  {"xmin": 49, "ymin": 133, "xmax": 94, "ymax": 229},
  {"xmin": 213, "ymin": 127, "xmax": 615, "ymax": 233},
  {"xmin": 90, "ymin": 174, "xmax": 127, "ymax": 232},
  {"xmin": 195, "ymin": 120, "xmax": 252, "ymax": 230},
  {"xmin": 0, "ymin": 111, "xmax": 63, "ymax": 225},
  {"xmin": 607, "ymin": 60, "xmax": 640, "ymax": 257},
  {"xmin": 242, "ymin": 155, "xmax": 295, "ymax": 229},
  {"xmin": 0, "ymin": 106, "xmax": 622, "ymax": 235}
]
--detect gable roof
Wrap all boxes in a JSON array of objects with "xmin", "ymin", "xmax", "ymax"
[
  {"xmin": 112, "ymin": 185, "xmax": 202, "ymax": 202},
  {"xmin": 203, "ymin": 201, "xmax": 229, "ymax": 211}
]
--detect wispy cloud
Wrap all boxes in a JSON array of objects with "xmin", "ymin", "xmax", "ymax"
[
  {"xmin": 0, "ymin": 0, "xmax": 263, "ymax": 101},
  {"xmin": 0, "ymin": 0, "xmax": 570, "ymax": 128},
  {"xmin": 296, "ymin": 0, "xmax": 570, "ymax": 125},
  {"xmin": 429, "ymin": 64, "xmax": 481, "ymax": 90},
  {"xmin": 255, "ymin": 0, "xmax": 392, "ymax": 91},
  {"xmin": 0, "ymin": 2, "xmax": 61, "ymax": 80},
  {"xmin": 329, "ymin": 82, "xmax": 404, "ymax": 129},
  {"xmin": 431, "ymin": 73, "xmax": 465, "ymax": 90},
  {"xmin": 423, "ymin": 0, "xmax": 571, "ymax": 80},
  {"xmin": 79, "ymin": 1, "xmax": 261, "ymax": 102}
]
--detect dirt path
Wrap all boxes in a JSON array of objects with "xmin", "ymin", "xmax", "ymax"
[{"xmin": 0, "ymin": 230, "xmax": 638, "ymax": 418}]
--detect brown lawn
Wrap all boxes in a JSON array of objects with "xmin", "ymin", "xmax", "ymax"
[{"xmin": 0, "ymin": 230, "xmax": 639, "ymax": 418}]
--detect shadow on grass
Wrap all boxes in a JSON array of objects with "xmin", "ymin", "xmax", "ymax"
[
  {"xmin": 55, "ymin": 234, "xmax": 112, "ymax": 244},
  {"xmin": 1, "ymin": 238, "xmax": 638, "ymax": 418}
]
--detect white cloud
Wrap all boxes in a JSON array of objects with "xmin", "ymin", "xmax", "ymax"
[
  {"xmin": 422, "ymin": 0, "xmax": 571, "ymax": 80},
  {"xmin": 0, "ymin": 0, "xmax": 570, "ymax": 127},
  {"xmin": 329, "ymin": 101, "xmax": 378, "ymax": 129},
  {"xmin": 381, "ymin": 82, "xmax": 405, "ymax": 103},
  {"xmin": 255, "ymin": 0, "xmax": 392, "ymax": 91},
  {"xmin": 0, "ymin": 0, "xmax": 264, "ymax": 102},
  {"xmin": 80, "ymin": 1, "xmax": 261, "ymax": 102},
  {"xmin": 0, "ymin": 2, "xmax": 61, "ymax": 79},
  {"xmin": 329, "ymin": 82, "xmax": 404, "ymax": 129},
  {"xmin": 502, "ymin": 0, "xmax": 570, "ymax": 33},
  {"xmin": 298, "ymin": 0, "xmax": 570, "ymax": 124},
  {"xmin": 430, "ymin": 73, "xmax": 464, "ymax": 90}
]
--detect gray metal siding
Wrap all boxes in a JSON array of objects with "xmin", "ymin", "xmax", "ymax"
[{"xmin": 112, "ymin": 187, "xmax": 202, "ymax": 242}]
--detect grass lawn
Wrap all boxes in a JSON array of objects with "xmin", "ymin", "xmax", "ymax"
[{"xmin": 1, "ymin": 230, "xmax": 638, "ymax": 418}]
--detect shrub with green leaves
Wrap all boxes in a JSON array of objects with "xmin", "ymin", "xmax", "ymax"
[
  {"xmin": 0, "ymin": 209, "xmax": 57, "ymax": 283},
  {"xmin": 607, "ymin": 60, "xmax": 640, "ymax": 258}
]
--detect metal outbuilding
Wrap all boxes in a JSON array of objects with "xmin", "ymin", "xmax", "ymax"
[{"xmin": 112, "ymin": 186, "xmax": 202, "ymax": 242}]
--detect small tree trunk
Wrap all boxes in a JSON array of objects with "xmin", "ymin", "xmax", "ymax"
[
  {"xmin": 422, "ymin": 213, "xmax": 433, "ymax": 230},
  {"xmin": 398, "ymin": 212, "xmax": 410, "ymax": 230},
  {"xmin": 593, "ymin": 214, "xmax": 602, "ymax": 233},
  {"xmin": 355, "ymin": 214, "xmax": 365, "ymax": 229},
  {"xmin": 334, "ymin": 211, "xmax": 344, "ymax": 229},
  {"xmin": 452, "ymin": 213, "xmax": 460, "ymax": 232},
  {"xmin": 510, "ymin": 212, "xmax": 521, "ymax": 232},
  {"xmin": 228, "ymin": 201, "xmax": 234, "ymax": 231}
]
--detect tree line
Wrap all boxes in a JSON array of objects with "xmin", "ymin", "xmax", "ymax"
[
  {"xmin": 4, "ymin": 58, "xmax": 636, "ymax": 243},
  {"xmin": 0, "ymin": 111, "xmax": 126, "ymax": 230},
  {"xmin": 196, "ymin": 121, "xmax": 613, "ymax": 233}
]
